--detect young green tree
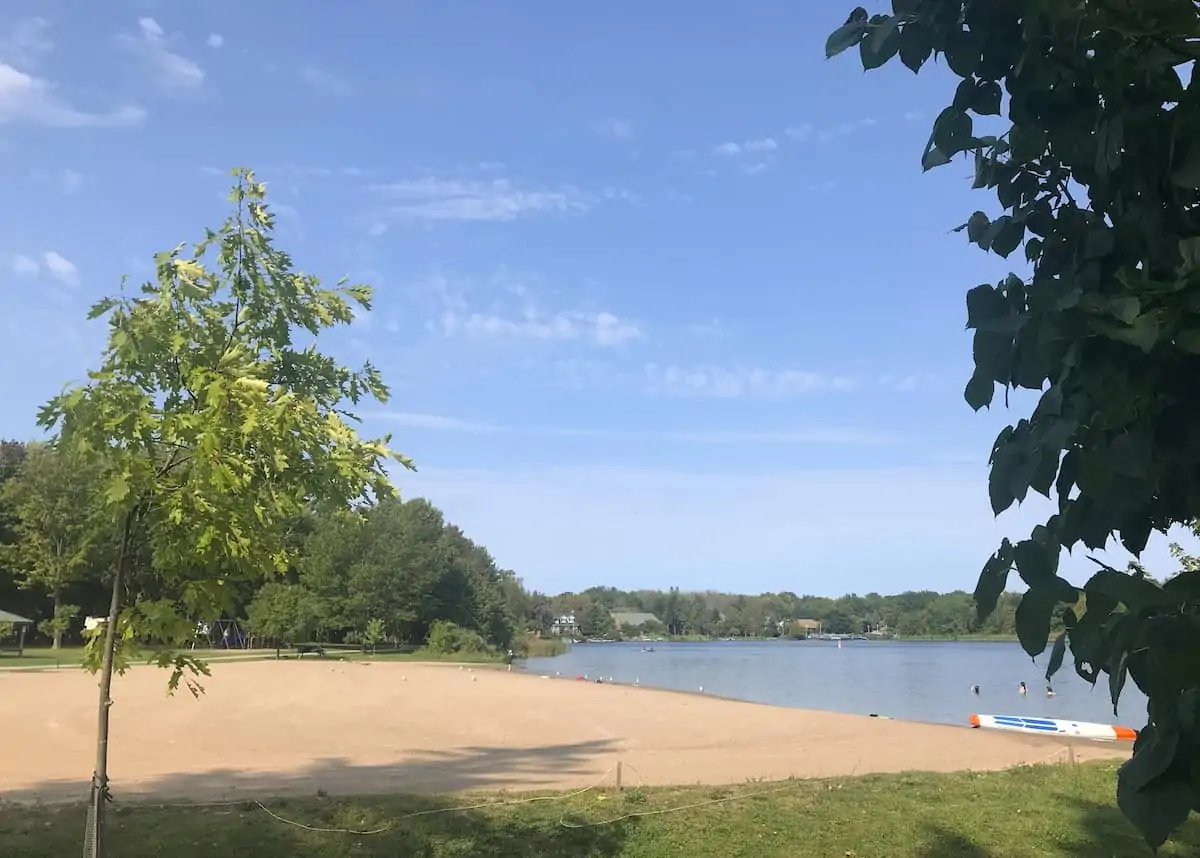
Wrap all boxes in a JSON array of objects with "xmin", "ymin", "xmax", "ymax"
[
  {"xmin": 826, "ymin": 1, "xmax": 1200, "ymax": 846},
  {"xmin": 39, "ymin": 168, "xmax": 412, "ymax": 857}
]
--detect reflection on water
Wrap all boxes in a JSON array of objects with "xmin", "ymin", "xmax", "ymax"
[{"xmin": 523, "ymin": 640, "xmax": 1149, "ymax": 727}]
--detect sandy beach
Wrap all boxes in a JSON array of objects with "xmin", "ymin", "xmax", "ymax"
[{"xmin": 0, "ymin": 659, "xmax": 1129, "ymax": 803}]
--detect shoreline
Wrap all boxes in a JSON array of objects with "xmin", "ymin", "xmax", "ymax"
[{"xmin": 0, "ymin": 659, "xmax": 1129, "ymax": 805}]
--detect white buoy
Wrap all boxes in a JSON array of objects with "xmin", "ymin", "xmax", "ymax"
[{"xmin": 699, "ymin": 685, "xmax": 705, "ymax": 693}]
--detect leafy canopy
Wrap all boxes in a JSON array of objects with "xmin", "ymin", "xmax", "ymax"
[
  {"xmin": 38, "ymin": 167, "xmax": 413, "ymax": 691},
  {"xmin": 826, "ymin": 0, "xmax": 1200, "ymax": 847},
  {"xmin": 0, "ymin": 442, "xmax": 105, "ymax": 646}
]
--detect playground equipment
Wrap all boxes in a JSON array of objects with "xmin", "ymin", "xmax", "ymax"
[{"xmin": 192, "ymin": 618, "xmax": 250, "ymax": 649}]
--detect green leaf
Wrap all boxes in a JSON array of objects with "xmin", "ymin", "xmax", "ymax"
[
  {"xmin": 943, "ymin": 29, "xmax": 981, "ymax": 77},
  {"xmin": 964, "ymin": 371, "xmax": 995, "ymax": 411},
  {"xmin": 105, "ymin": 474, "xmax": 131, "ymax": 506},
  {"xmin": 1024, "ymin": 236, "xmax": 1043, "ymax": 262},
  {"xmin": 1108, "ymin": 295, "xmax": 1141, "ymax": 325},
  {"xmin": 932, "ymin": 107, "xmax": 972, "ymax": 156},
  {"xmin": 988, "ymin": 217, "xmax": 1025, "ymax": 258},
  {"xmin": 1095, "ymin": 313, "xmax": 1161, "ymax": 353},
  {"xmin": 1084, "ymin": 567, "xmax": 1174, "ymax": 610},
  {"xmin": 1171, "ymin": 143, "xmax": 1200, "ymax": 190},
  {"xmin": 988, "ymin": 464, "xmax": 1016, "ymax": 515},
  {"xmin": 921, "ymin": 143, "xmax": 951, "ymax": 171},
  {"xmin": 1045, "ymin": 630, "xmax": 1067, "ymax": 681},
  {"xmin": 1117, "ymin": 722, "xmax": 1194, "ymax": 848},
  {"xmin": 898, "ymin": 20, "xmax": 933, "ymax": 73},
  {"xmin": 1014, "ymin": 538, "xmax": 1057, "ymax": 588},
  {"xmin": 965, "ymin": 211, "xmax": 990, "ymax": 243},
  {"xmin": 965, "ymin": 284, "xmax": 1008, "ymax": 329},
  {"xmin": 970, "ymin": 81, "xmax": 1003, "ymax": 116},
  {"xmin": 825, "ymin": 9, "xmax": 869, "ymax": 59},
  {"xmin": 87, "ymin": 298, "xmax": 119, "ymax": 320},
  {"xmin": 1015, "ymin": 588, "xmax": 1056, "ymax": 657},
  {"xmin": 1109, "ymin": 433, "xmax": 1149, "ymax": 479},
  {"xmin": 973, "ymin": 539, "xmax": 1013, "ymax": 620},
  {"xmin": 860, "ymin": 16, "xmax": 902, "ymax": 69}
]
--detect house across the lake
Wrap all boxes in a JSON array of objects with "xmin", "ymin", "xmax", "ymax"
[
  {"xmin": 789, "ymin": 618, "xmax": 823, "ymax": 638},
  {"xmin": 549, "ymin": 613, "xmax": 577, "ymax": 637}
]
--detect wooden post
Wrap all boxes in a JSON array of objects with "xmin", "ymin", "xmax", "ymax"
[
  {"xmin": 616, "ymin": 761, "xmax": 623, "ymax": 791},
  {"xmin": 17, "ymin": 623, "xmax": 26, "ymax": 657},
  {"xmin": 1067, "ymin": 742, "xmax": 1077, "ymax": 766}
]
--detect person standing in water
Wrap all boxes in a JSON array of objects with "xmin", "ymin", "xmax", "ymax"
[
  {"xmin": 971, "ymin": 685, "xmax": 980, "ymax": 695},
  {"xmin": 1019, "ymin": 681, "xmax": 1027, "ymax": 696}
]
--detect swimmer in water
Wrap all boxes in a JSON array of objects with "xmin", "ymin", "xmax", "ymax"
[
  {"xmin": 1019, "ymin": 682, "xmax": 1028, "ymax": 696},
  {"xmin": 971, "ymin": 684, "xmax": 980, "ymax": 695},
  {"xmin": 1046, "ymin": 685, "xmax": 1056, "ymax": 697}
]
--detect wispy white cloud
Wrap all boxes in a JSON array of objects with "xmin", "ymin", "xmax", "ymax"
[
  {"xmin": 643, "ymin": 363, "xmax": 854, "ymax": 398},
  {"xmin": 371, "ymin": 410, "xmax": 901, "ymax": 446},
  {"xmin": 441, "ymin": 307, "xmax": 643, "ymax": 347},
  {"xmin": 374, "ymin": 412, "xmax": 505, "ymax": 433},
  {"xmin": 8, "ymin": 254, "xmax": 40, "ymax": 276},
  {"xmin": 122, "ymin": 17, "xmax": 204, "ymax": 89},
  {"xmin": 741, "ymin": 162, "xmax": 770, "ymax": 176},
  {"xmin": 298, "ymin": 65, "xmax": 352, "ymax": 96},
  {"xmin": 0, "ymin": 63, "xmax": 145, "ymax": 127},
  {"xmin": 786, "ymin": 123, "xmax": 813, "ymax": 142},
  {"xmin": 817, "ymin": 118, "xmax": 877, "ymax": 143},
  {"xmin": 592, "ymin": 117, "xmax": 633, "ymax": 139},
  {"xmin": 206, "ymin": 33, "xmax": 224, "ymax": 48},
  {"xmin": 688, "ymin": 319, "xmax": 725, "ymax": 337},
  {"xmin": 42, "ymin": 251, "xmax": 79, "ymax": 286},
  {"xmin": 373, "ymin": 176, "xmax": 590, "ymax": 223},
  {"xmin": 59, "ymin": 167, "xmax": 82, "ymax": 192},
  {"xmin": 1, "ymin": 17, "xmax": 53, "ymax": 69},
  {"xmin": 714, "ymin": 137, "xmax": 778, "ymax": 156}
]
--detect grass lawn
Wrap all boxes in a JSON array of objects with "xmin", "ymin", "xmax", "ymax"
[
  {"xmin": 0, "ymin": 646, "xmax": 513, "ymax": 671},
  {"xmin": 0, "ymin": 646, "xmax": 84, "ymax": 668},
  {"xmin": 2, "ymin": 762, "xmax": 1198, "ymax": 857}
]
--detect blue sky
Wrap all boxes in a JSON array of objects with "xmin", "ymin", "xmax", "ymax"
[{"xmin": 2, "ymin": 2, "xmax": 1195, "ymax": 595}]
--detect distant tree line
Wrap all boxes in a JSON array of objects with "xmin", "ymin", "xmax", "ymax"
[
  {"xmin": 6, "ymin": 438, "xmax": 1190, "ymax": 652},
  {"xmin": 542, "ymin": 586, "xmax": 1028, "ymax": 640}
]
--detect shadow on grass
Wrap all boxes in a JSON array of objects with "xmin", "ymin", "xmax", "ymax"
[
  {"xmin": 919, "ymin": 826, "xmax": 997, "ymax": 858},
  {"xmin": 7, "ymin": 793, "xmax": 631, "ymax": 858},
  {"xmin": 919, "ymin": 795, "xmax": 1200, "ymax": 857}
]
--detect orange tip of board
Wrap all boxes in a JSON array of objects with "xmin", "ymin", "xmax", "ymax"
[
  {"xmin": 969, "ymin": 713, "xmax": 981, "ymax": 728},
  {"xmin": 1113, "ymin": 726, "xmax": 1138, "ymax": 741}
]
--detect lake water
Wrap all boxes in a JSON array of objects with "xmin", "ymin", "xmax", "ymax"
[{"xmin": 523, "ymin": 640, "xmax": 1150, "ymax": 728}]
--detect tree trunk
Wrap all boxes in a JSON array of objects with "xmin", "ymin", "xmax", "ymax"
[
  {"xmin": 52, "ymin": 592, "xmax": 62, "ymax": 651},
  {"xmin": 83, "ymin": 515, "xmax": 132, "ymax": 858}
]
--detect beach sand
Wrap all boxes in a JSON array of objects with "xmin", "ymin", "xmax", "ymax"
[{"xmin": 0, "ymin": 659, "xmax": 1130, "ymax": 803}]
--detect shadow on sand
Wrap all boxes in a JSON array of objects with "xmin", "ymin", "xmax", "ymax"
[
  {"xmin": 1, "ymin": 740, "xmax": 631, "ymax": 858},
  {"xmin": 3, "ymin": 738, "xmax": 622, "ymax": 804}
]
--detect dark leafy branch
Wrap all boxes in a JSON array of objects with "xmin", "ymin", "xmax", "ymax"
[{"xmin": 827, "ymin": 0, "xmax": 1200, "ymax": 847}]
